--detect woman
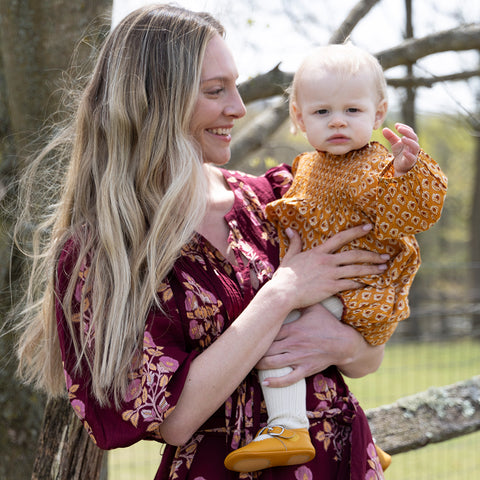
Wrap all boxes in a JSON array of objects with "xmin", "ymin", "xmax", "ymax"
[{"xmin": 16, "ymin": 4, "xmax": 388, "ymax": 479}]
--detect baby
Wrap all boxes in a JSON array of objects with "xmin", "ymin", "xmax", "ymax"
[{"xmin": 224, "ymin": 43, "xmax": 447, "ymax": 473}]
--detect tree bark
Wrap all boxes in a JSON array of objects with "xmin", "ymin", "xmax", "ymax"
[
  {"xmin": 367, "ymin": 376, "xmax": 480, "ymax": 455},
  {"xmin": 470, "ymin": 55, "xmax": 480, "ymax": 339},
  {"xmin": 0, "ymin": 0, "xmax": 112, "ymax": 155},
  {"xmin": 32, "ymin": 398, "xmax": 105, "ymax": 480},
  {"xmin": 0, "ymin": 1, "xmax": 112, "ymax": 478},
  {"xmin": 376, "ymin": 24, "xmax": 480, "ymax": 70}
]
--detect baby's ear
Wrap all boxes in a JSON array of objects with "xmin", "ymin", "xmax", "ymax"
[
  {"xmin": 373, "ymin": 99, "xmax": 388, "ymax": 129},
  {"xmin": 291, "ymin": 102, "xmax": 306, "ymax": 133}
]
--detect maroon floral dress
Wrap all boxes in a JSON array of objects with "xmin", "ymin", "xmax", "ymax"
[{"xmin": 56, "ymin": 165, "xmax": 384, "ymax": 479}]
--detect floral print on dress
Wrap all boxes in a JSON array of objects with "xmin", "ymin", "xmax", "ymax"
[
  {"xmin": 64, "ymin": 370, "xmax": 96, "ymax": 444},
  {"xmin": 294, "ymin": 466, "xmax": 313, "ymax": 480},
  {"xmin": 169, "ymin": 434, "xmax": 204, "ymax": 479},
  {"xmin": 182, "ymin": 271, "xmax": 225, "ymax": 347},
  {"xmin": 365, "ymin": 442, "xmax": 384, "ymax": 479},
  {"xmin": 309, "ymin": 373, "xmax": 353, "ymax": 461},
  {"xmin": 121, "ymin": 330, "xmax": 179, "ymax": 431}
]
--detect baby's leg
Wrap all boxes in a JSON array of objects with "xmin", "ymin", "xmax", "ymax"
[
  {"xmin": 224, "ymin": 299, "xmax": 343, "ymax": 472},
  {"xmin": 260, "ymin": 297, "xmax": 342, "ymax": 428},
  {"xmin": 258, "ymin": 309, "xmax": 308, "ymax": 430}
]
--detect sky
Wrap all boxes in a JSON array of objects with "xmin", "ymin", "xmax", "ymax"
[{"xmin": 111, "ymin": 0, "xmax": 479, "ymax": 116}]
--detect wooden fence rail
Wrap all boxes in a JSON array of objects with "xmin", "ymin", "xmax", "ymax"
[{"xmin": 367, "ymin": 375, "xmax": 480, "ymax": 455}]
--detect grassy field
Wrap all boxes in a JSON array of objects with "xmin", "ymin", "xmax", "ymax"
[
  {"xmin": 348, "ymin": 338, "xmax": 480, "ymax": 479},
  {"xmin": 108, "ymin": 338, "xmax": 480, "ymax": 479}
]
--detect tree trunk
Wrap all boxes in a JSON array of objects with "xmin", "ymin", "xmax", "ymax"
[
  {"xmin": 32, "ymin": 398, "xmax": 105, "ymax": 480},
  {"xmin": 0, "ymin": 1, "xmax": 112, "ymax": 478},
  {"xmin": 471, "ymin": 57, "xmax": 480, "ymax": 339},
  {"xmin": 401, "ymin": 0, "xmax": 416, "ymax": 131}
]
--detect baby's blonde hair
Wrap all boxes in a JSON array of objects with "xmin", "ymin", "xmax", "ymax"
[{"xmin": 289, "ymin": 43, "xmax": 387, "ymax": 132}]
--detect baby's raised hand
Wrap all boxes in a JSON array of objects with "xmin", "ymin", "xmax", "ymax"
[{"xmin": 382, "ymin": 123, "xmax": 420, "ymax": 177}]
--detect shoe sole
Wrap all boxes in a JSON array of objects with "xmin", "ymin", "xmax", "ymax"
[{"xmin": 227, "ymin": 452, "xmax": 314, "ymax": 472}]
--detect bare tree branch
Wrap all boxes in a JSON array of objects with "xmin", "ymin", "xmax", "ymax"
[
  {"xmin": 387, "ymin": 69, "xmax": 480, "ymax": 88},
  {"xmin": 238, "ymin": 64, "xmax": 291, "ymax": 104},
  {"xmin": 238, "ymin": 25, "xmax": 480, "ymax": 104},
  {"xmin": 377, "ymin": 24, "xmax": 480, "ymax": 70},
  {"xmin": 329, "ymin": 0, "xmax": 381, "ymax": 44},
  {"xmin": 230, "ymin": 98, "xmax": 289, "ymax": 168}
]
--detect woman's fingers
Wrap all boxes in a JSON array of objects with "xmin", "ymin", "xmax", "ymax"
[
  {"xmin": 281, "ymin": 227, "xmax": 302, "ymax": 263},
  {"xmin": 261, "ymin": 366, "xmax": 307, "ymax": 388},
  {"xmin": 332, "ymin": 247, "xmax": 390, "ymax": 268},
  {"xmin": 274, "ymin": 225, "xmax": 389, "ymax": 309},
  {"xmin": 319, "ymin": 224, "xmax": 373, "ymax": 253}
]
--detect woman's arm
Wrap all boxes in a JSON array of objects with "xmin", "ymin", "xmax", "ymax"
[
  {"xmin": 159, "ymin": 225, "xmax": 388, "ymax": 445},
  {"xmin": 256, "ymin": 303, "xmax": 385, "ymax": 388}
]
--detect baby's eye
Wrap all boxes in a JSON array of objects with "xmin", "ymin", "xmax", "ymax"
[
  {"xmin": 347, "ymin": 107, "xmax": 360, "ymax": 113},
  {"xmin": 315, "ymin": 109, "xmax": 328, "ymax": 115}
]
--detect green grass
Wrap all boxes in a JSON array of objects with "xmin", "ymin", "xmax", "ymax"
[
  {"xmin": 348, "ymin": 338, "xmax": 480, "ymax": 479},
  {"xmin": 108, "ymin": 339, "xmax": 480, "ymax": 479},
  {"xmin": 348, "ymin": 338, "xmax": 480, "ymax": 410}
]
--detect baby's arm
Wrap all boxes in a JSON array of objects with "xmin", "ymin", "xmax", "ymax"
[{"xmin": 382, "ymin": 123, "xmax": 420, "ymax": 177}]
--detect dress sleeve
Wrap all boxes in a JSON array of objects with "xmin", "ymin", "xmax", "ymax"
[
  {"xmin": 263, "ymin": 163, "xmax": 293, "ymax": 199},
  {"xmin": 374, "ymin": 149, "xmax": 448, "ymax": 239},
  {"xmin": 55, "ymin": 245, "xmax": 198, "ymax": 450}
]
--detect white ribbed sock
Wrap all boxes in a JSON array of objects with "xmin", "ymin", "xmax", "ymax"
[
  {"xmin": 321, "ymin": 295, "xmax": 343, "ymax": 320},
  {"xmin": 258, "ymin": 367, "xmax": 309, "ymax": 430}
]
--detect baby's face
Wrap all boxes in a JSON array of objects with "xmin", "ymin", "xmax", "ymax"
[{"xmin": 293, "ymin": 68, "xmax": 387, "ymax": 155}]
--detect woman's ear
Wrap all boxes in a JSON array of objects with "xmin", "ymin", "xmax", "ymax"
[{"xmin": 373, "ymin": 99, "xmax": 388, "ymax": 129}]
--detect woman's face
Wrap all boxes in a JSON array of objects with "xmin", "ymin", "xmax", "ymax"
[{"xmin": 190, "ymin": 34, "xmax": 246, "ymax": 165}]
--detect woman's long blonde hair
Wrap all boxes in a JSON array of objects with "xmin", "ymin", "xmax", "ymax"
[{"xmin": 15, "ymin": 4, "xmax": 224, "ymax": 407}]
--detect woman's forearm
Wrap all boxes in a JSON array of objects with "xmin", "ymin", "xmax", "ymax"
[
  {"xmin": 158, "ymin": 282, "xmax": 292, "ymax": 446},
  {"xmin": 336, "ymin": 323, "xmax": 385, "ymax": 378}
]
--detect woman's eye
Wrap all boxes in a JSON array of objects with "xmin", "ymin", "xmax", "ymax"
[{"xmin": 206, "ymin": 88, "xmax": 223, "ymax": 96}]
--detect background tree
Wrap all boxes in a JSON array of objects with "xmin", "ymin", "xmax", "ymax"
[
  {"xmin": 0, "ymin": 1, "xmax": 111, "ymax": 478},
  {"xmin": 471, "ymin": 55, "xmax": 480, "ymax": 338},
  {"xmin": 0, "ymin": 0, "xmax": 478, "ymax": 478}
]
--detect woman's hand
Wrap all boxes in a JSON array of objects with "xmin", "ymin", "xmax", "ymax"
[
  {"xmin": 271, "ymin": 224, "xmax": 390, "ymax": 312},
  {"xmin": 256, "ymin": 303, "xmax": 385, "ymax": 387}
]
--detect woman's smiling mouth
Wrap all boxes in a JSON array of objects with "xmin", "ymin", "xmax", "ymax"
[{"xmin": 207, "ymin": 127, "xmax": 232, "ymax": 138}]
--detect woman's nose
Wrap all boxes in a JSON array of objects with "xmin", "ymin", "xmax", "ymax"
[{"xmin": 225, "ymin": 90, "xmax": 246, "ymax": 119}]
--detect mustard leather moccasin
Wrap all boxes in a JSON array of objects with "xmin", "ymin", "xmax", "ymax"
[
  {"xmin": 224, "ymin": 426, "xmax": 316, "ymax": 472},
  {"xmin": 375, "ymin": 444, "xmax": 392, "ymax": 471}
]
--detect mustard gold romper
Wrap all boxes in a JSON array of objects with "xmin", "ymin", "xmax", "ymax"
[{"xmin": 265, "ymin": 142, "xmax": 448, "ymax": 345}]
